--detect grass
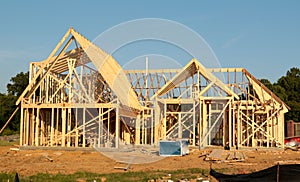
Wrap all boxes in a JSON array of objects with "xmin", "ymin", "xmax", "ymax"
[
  {"xmin": 0, "ymin": 168, "xmax": 212, "ymax": 182},
  {"xmin": 0, "ymin": 139, "xmax": 19, "ymax": 146}
]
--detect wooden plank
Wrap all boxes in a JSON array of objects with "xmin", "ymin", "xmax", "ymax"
[
  {"xmin": 0, "ymin": 107, "xmax": 20, "ymax": 134},
  {"xmin": 205, "ymin": 149, "xmax": 224, "ymax": 161},
  {"xmin": 44, "ymin": 155, "xmax": 53, "ymax": 162},
  {"xmin": 114, "ymin": 157, "xmax": 134, "ymax": 171},
  {"xmin": 70, "ymin": 28, "xmax": 142, "ymax": 111},
  {"xmin": 16, "ymin": 28, "xmax": 72, "ymax": 105}
]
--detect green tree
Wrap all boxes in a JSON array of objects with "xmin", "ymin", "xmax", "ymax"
[
  {"xmin": 0, "ymin": 93, "xmax": 17, "ymax": 131},
  {"xmin": 7, "ymin": 72, "xmax": 29, "ymax": 97},
  {"xmin": 259, "ymin": 68, "xmax": 300, "ymax": 122},
  {"xmin": 0, "ymin": 71, "xmax": 29, "ymax": 134},
  {"xmin": 277, "ymin": 67, "xmax": 300, "ymax": 121},
  {"xmin": 259, "ymin": 79, "xmax": 288, "ymax": 102}
]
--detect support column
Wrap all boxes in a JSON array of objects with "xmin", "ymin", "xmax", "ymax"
[
  {"xmin": 198, "ymin": 99, "xmax": 202, "ymax": 149},
  {"xmin": 19, "ymin": 107, "xmax": 24, "ymax": 146},
  {"xmin": 115, "ymin": 106, "xmax": 119, "ymax": 148},
  {"xmin": 154, "ymin": 100, "xmax": 160, "ymax": 145},
  {"xmin": 208, "ymin": 102, "xmax": 211, "ymax": 145},
  {"xmin": 151, "ymin": 109, "xmax": 154, "ymax": 145},
  {"xmin": 31, "ymin": 109, "xmax": 35, "ymax": 145},
  {"xmin": 162, "ymin": 102, "xmax": 167, "ymax": 139},
  {"xmin": 252, "ymin": 107, "xmax": 255, "ymax": 147},
  {"xmin": 35, "ymin": 108, "xmax": 40, "ymax": 146},
  {"xmin": 192, "ymin": 101, "xmax": 196, "ymax": 146},
  {"xmin": 135, "ymin": 115, "xmax": 141, "ymax": 145},
  {"xmin": 75, "ymin": 108, "xmax": 78, "ymax": 147},
  {"xmin": 232, "ymin": 104, "xmax": 236, "ymax": 148},
  {"xmin": 107, "ymin": 111, "xmax": 110, "ymax": 147},
  {"xmin": 228, "ymin": 100, "xmax": 232, "ymax": 147},
  {"xmin": 237, "ymin": 104, "xmax": 241, "ymax": 148},
  {"xmin": 98, "ymin": 108, "xmax": 102, "ymax": 148},
  {"xmin": 50, "ymin": 107, "xmax": 54, "ymax": 146},
  {"xmin": 278, "ymin": 110, "xmax": 284, "ymax": 148},
  {"xmin": 178, "ymin": 113, "xmax": 182, "ymax": 138},
  {"xmin": 141, "ymin": 111, "xmax": 144, "ymax": 144},
  {"xmin": 267, "ymin": 109, "xmax": 270, "ymax": 148},
  {"xmin": 83, "ymin": 108, "xmax": 86, "ymax": 147},
  {"xmin": 55, "ymin": 108, "xmax": 59, "ymax": 146},
  {"xmin": 25, "ymin": 108, "xmax": 30, "ymax": 145},
  {"xmin": 67, "ymin": 108, "xmax": 71, "ymax": 147},
  {"xmin": 40, "ymin": 113, "xmax": 44, "ymax": 146},
  {"xmin": 202, "ymin": 100, "xmax": 208, "ymax": 147},
  {"xmin": 61, "ymin": 108, "xmax": 66, "ymax": 147}
]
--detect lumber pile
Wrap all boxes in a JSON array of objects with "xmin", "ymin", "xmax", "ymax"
[
  {"xmin": 114, "ymin": 157, "xmax": 135, "ymax": 171},
  {"xmin": 205, "ymin": 149, "xmax": 246, "ymax": 162}
]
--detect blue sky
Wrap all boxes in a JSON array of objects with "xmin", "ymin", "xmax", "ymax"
[{"xmin": 0, "ymin": 1, "xmax": 299, "ymax": 93}]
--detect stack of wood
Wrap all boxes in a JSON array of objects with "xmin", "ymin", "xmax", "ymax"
[
  {"xmin": 114, "ymin": 157, "xmax": 135, "ymax": 171},
  {"xmin": 204, "ymin": 149, "xmax": 246, "ymax": 162}
]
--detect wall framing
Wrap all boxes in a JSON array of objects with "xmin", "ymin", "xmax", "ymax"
[{"xmin": 17, "ymin": 28, "xmax": 288, "ymax": 149}]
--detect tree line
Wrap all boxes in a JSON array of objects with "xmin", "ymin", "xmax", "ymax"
[
  {"xmin": 260, "ymin": 67, "xmax": 300, "ymax": 122},
  {"xmin": 0, "ymin": 68, "xmax": 299, "ymax": 135},
  {"xmin": 0, "ymin": 72, "xmax": 28, "ymax": 135}
]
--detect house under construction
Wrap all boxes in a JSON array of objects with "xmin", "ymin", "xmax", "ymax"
[{"xmin": 16, "ymin": 28, "xmax": 289, "ymax": 150}]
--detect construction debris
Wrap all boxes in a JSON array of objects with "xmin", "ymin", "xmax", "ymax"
[
  {"xmin": 44, "ymin": 155, "xmax": 53, "ymax": 162},
  {"xmin": 204, "ymin": 149, "xmax": 246, "ymax": 162},
  {"xmin": 114, "ymin": 157, "xmax": 134, "ymax": 171},
  {"xmin": 10, "ymin": 147, "xmax": 20, "ymax": 151}
]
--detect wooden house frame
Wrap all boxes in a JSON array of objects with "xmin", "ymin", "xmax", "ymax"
[{"xmin": 17, "ymin": 28, "xmax": 288, "ymax": 149}]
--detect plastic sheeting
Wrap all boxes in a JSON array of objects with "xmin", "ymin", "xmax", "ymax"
[{"xmin": 210, "ymin": 164, "xmax": 300, "ymax": 182}]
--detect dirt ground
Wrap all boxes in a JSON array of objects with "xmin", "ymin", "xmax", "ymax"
[{"xmin": 1, "ymin": 145, "xmax": 300, "ymax": 179}]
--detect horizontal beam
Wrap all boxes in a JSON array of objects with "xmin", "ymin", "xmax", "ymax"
[{"xmin": 21, "ymin": 103, "xmax": 113, "ymax": 108}]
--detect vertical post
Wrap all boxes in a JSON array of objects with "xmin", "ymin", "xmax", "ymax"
[
  {"xmin": 108, "ymin": 110, "xmax": 110, "ymax": 147},
  {"xmin": 135, "ymin": 114, "xmax": 141, "ymax": 145},
  {"xmin": 228, "ymin": 99, "xmax": 232, "ymax": 147},
  {"xmin": 163, "ymin": 102, "xmax": 167, "ymax": 139},
  {"xmin": 115, "ymin": 105, "xmax": 119, "ymax": 148},
  {"xmin": 83, "ymin": 108, "xmax": 86, "ymax": 147},
  {"xmin": 252, "ymin": 105, "xmax": 255, "ymax": 147},
  {"xmin": 208, "ymin": 102, "xmax": 211, "ymax": 145},
  {"xmin": 55, "ymin": 108, "xmax": 59, "ymax": 146},
  {"xmin": 178, "ymin": 113, "xmax": 182, "ymax": 138},
  {"xmin": 61, "ymin": 108, "xmax": 66, "ymax": 147},
  {"xmin": 35, "ymin": 108, "xmax": 40, "ymax": 146},
  {"xmin": 202, "ymin": 99, "xmax": 207, "ymax": 147},
  {"xmin": 154, "ymin": 99, "xmax": 160, "ymax": 145},
  {"xmin": 40, "ymin": 112, "xmax": 44, "ymax": 146},
  {"xmin": 67, "ymin": 108, "xmax": 71, "ymax": 147},
  {"xmin": 75, "ymin": 108, "xmax": 78, "ymax": 147},
  {"xmin": 237, "ymin": 103, "xmax": 241, "ymax": 149},
  {"xmin": 20, "ymin": 107, "xmax": 24, "ymax": 146},
  {"xmin": 26, "ymin": 108, "xmax": 30, "ymax": 145},
  {"xmin": 98, "ymin": 108, "xmax": 101, "ymax": 148},
  {"xmin": 199, "ymin": 99, "xmax": 202, "ymax": 149},
  {"xmin": 151, "ymin": 108, "xmax": 154, "ymax": 145},
  {"xmin": 145, "ymin": 56, "xmax": 149, "ymax": 98},
  {"xmin": 31, "ymin": 109, "xmax": 35, "ymax": 145},
  {"xmin": 145, "ymin": 112, "xmax": 148, "ymax": 145},
  {"xmin": 193, "ymin": 101, "xmax": 196, "ymax": 146},
  {"xmin": 279, "ymin": 110, "xmax": 284, "ymax": 149},
  {"xmin": 50, "ymin": 107, "xmax": 54, "ymax": 146},
  {"xmin": 267, "ymin": 109, "xmax": 270, "ymax": 148},
  {"xmin": 223, "ymin": 101, "xmax": 227, "ymax": 146},
  {"xmin": 232, "ymin": 103, "xmax": 236, "ymax": 148},
  {"xmin": 142, "ymin": 111, "xmax": 144, "ymax": 144}
]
